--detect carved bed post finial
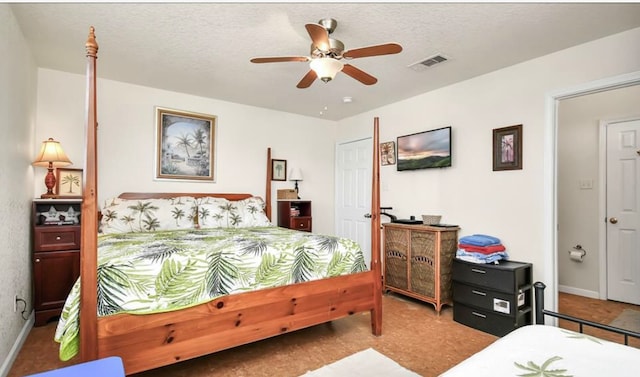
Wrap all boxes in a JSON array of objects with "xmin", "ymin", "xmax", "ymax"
[{"xmin": 86, "ymin": 26, "xmax": 99, "ymax": 57}]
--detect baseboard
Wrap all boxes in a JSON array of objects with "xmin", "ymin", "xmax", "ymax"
[
  {"xmin": 558, "ymin": 285, "xmax": 599, "ymax": 299},
  {"xmin": 0, "ymin": 311, "xmax": 34, "ymax": 377}
]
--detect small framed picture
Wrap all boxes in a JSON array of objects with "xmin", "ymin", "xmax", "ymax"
[
  {"xmin": 380, "ymin": 141, "xmax": 396, "ymax": 166},
  {"xmin": 271, "ymin": 159, "xmax": 287, "ymax": 181},
  {"xmin": 56, "ymin": 168, "xmax": 83, "ymax": 198},
  {"xmin": 493, "ymin": 124, "xmax": 523, "ymax": 171}
]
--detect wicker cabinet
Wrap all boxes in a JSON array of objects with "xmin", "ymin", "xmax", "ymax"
[{"xmin": 383, "ymin": 223, "xmax": 459, "ymax": 313}]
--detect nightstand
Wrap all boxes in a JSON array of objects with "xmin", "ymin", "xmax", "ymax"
[
  {"xmin": 277, "ymin": 200, "xmax": 312, "ymax": 232},
  {"xmin": 32, "ymin": 199, "xmax": 82, "ymax": 326}
]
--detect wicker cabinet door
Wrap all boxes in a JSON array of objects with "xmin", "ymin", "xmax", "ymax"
[
  {"xmin": 438, "ymin": 231, "xmax": 458, "ymax": 301},
  {"xmin": 409, "ymin": 231, "xmax": 436, "ymax": 297},
  {"xmin": 384, "ymin": 227, "xmax": 408, "ymax": 290}
]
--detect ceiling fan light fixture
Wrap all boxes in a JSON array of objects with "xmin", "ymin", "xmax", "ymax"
[{"xmin": 310, "ymin": 57, "xmax": 344, "ymax": 83}]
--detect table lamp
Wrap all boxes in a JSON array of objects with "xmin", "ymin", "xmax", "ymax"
[
  {"xmin": 289, "ymin": 168, "xmax": 303, "ymax": 198},
  {"xmin": 33, "ymin": 138, "xmax": 72, "ymax": 198}
]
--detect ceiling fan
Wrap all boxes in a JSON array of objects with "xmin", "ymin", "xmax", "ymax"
[{"xmin": 250, "ymin": 18, "xmax": 403, "ymax": 88}]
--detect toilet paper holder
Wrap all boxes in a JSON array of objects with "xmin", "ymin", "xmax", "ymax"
[{"xmin": 568, "ymin": 244, "xmax": 587, "ymax": 258}]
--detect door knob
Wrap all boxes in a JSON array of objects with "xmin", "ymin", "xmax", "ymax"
[{"xmin": 609, "ymin": 217, "xmax": 618, "ymax": 224}]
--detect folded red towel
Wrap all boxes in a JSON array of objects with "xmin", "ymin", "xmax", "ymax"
[{"xmin": 458, "ymin": 243, "xmax": 506, "ymax": 254}]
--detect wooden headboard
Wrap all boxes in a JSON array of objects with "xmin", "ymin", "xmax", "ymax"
[{"xmin": 118, "ymin": 192, "xmax": 254, "ymax": 200}]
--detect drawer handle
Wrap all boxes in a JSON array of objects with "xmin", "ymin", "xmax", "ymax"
[
  {"xmin": 472, "ymin": 311, "xmax": 487, "ymax": 319},
  {"xmin": 35, "ymin": 259, "xmax": 40, "ymax": 263},
  {"xmin": 56, "ymin": 236, "xmax": 61, "ymax": 240},
  {"xmin": 471, "ymin": 268, "xmax": 486, "ymax": 274},
  {"xmin": 471, "ymin": 290, "xmax": 487, "ymax": 296},
  {"xmin": 299, "ymin": 224, "xmax": 304, "ymax": 227}
]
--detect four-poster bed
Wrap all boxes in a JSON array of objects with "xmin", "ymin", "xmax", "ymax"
[{"xmin": 65, "ymin": 27, "xmax": 383, "ymax": 374}]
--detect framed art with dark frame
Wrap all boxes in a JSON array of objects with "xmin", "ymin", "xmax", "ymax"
[
  {"xmin": 271, "ymin": 159, "xmax": 287, "ymax": 181},
  {"xmin": 493, "ymin": 124, "xmax": 523, "ymax": 171},
  {"xmin": 380, "ymin": 141, "xmax": 396, "ymax": 166},
  {"xmin": 55, "ymin": 168, "xmax": 83, "ymax": 198},
  {"xmin": 155, "ymin": 107, "xmax": 216, "ymax": 181}
]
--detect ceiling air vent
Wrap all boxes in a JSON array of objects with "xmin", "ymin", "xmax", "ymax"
[{"xmin": 408, "ymin": 54, "xmax": 449, "ymax": 72}]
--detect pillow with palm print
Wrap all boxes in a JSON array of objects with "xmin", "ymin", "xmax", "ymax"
[
  {"xmin": 196, "ymin": 196, "xmax": 272, "ymax": 229},
  {"xmin": 234, "ymin": 197, "xmax": 272, "ymax": 227},
  {"xmin": 195, "ymin": 196, "xmax": 236, "ymax": 228},
  {"xmin": 100, "ymin": 196, "xmax": 198, "ymax": 234}
]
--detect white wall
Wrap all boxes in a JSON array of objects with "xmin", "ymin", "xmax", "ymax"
[
  {"xmin": 557, "ymin": 85, "xmax": 640, "ymax": 297},
  {"xmin": 337, "ymin": 27, "xmax": 640, "ymax": 294},
  {"xmin": 0, "ymin": 4, "xmax": 37, "ymax": 374},
  {"xmin": 34, "ymin": 70, "xmax": 340, "ymax": 234}
]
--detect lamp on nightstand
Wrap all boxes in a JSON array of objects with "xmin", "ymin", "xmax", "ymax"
[
  {"xmin": 32, "ymin": 138, "xmax": 72, "ymax": 198},
  {"xmin": 289, "ymin": 168, "xmax": 303, "ymax": 198}
]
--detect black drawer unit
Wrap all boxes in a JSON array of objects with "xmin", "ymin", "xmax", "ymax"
[{"xmin": 452, "ymin": 258, "xmax": 532, "ymax": 337}]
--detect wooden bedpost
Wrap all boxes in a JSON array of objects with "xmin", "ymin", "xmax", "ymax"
[
  {"xmin": 370, "ymin": 117, "xmax": 382, "ymax": 335},
  {"xmin": 80, "ymin": 26, "xmax": 99, "ymax": 362},
  {"xmin": 265, "ymin": 147, "xmax": 272, "ymax": 220}
]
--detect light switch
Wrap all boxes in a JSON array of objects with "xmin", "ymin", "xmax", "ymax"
[{"xmin": 579, "ymin": 179, "xmax": 593, "ymax": 190}]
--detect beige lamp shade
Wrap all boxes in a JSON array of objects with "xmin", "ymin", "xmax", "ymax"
[
  {"xmin": 33, "ymin": 138, "xmax": 72, "ymax": 198},
  {"xmin": 33, "ymin": 138, "xmax": 72, "ymax": 167}
]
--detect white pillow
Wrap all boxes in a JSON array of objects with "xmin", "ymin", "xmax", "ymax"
[
  {"xmin": 100, "ymin": 196, "xmax": 197, "ymax": 234},
  {"xmin": 235, "ymin": 197, "xmax": 272, "ymax": 227},
  {"xmin": 195, "ymin": 197, "xmax": 236, "ymax": 228},
  {"xmin": 196, "ymin": 196, "xmax": 272, "ymax": 229}
]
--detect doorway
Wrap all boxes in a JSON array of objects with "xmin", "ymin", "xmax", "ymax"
[
  {"xmin": 548, "ymin": 71, "xmax": 640, "ymax": 312},
  {"xmin": 605, "ymin": 118, "xmax": 640, "ymax": 305},
  {"xmin": 335, "ymin": 137, "xmax": 373, "ymax": 267}
]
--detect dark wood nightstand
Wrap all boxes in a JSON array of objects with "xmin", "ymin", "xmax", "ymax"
[
  {"xmin": 277, "ymin": 200, "xmax": 312, "ymax": 232},
  {"xmin": 32, "ymin": 199, "xmax": 82, "ymax": 326}
]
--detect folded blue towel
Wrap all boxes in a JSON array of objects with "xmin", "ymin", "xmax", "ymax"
[{"xmin": 458, "ymin": 234, "xmax": 501, "ymax": 247}]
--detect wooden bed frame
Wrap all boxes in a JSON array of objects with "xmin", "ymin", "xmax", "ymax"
[{"xmin": 78, "ymin": 27, "xmax": 383, "ymax": 374}]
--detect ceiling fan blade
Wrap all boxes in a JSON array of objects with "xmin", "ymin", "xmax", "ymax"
[
  {"xmin": 305, "ymin": 23, "xmax": 330, "ymax": 51},
  {"xmin": 296, "ymin": 70, "xmax": 317, "ymax": 88},
  {"xmin": 342, "ymin": 64, "xmax": 377, "ymax": 85},
  {"xmin": 343, "ymin": 43, "xmax": 403, "ymax": 59},
  {"xmin": 250, "ymin": 56, "xmax": 310, "ymax": 64}
]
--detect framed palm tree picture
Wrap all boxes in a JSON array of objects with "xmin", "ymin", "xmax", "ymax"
[
  {"xmin": 155, "ymin": 107, "xmax": 216, "ymax": 181},
  {"xmin": 56, "ymin": 168, "xmax": 83, "ymax": 198},
  {"xmin": 271, "ymin": 159, "xmax": 287, "ymax": 181}
]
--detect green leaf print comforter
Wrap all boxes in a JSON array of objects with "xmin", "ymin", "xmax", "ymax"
[{"xmin": 54, "ymin": 226, "xmax": 366, "ymax": 361}]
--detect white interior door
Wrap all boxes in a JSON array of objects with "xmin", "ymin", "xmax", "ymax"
[
  {"xmin": 335, "ymin": 138, "xmax": 372, "ymax": 267},
  {"xmin": 606, "ymin": 118, "xmax": 640, "ymax": 305}
]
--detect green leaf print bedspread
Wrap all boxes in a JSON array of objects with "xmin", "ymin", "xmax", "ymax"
[{"xmin": 54, "ymin": 226, "xmax": 366, "ymax": 361}]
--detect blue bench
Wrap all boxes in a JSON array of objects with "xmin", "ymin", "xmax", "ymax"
[{"xmin": 26, "ymin": 357, "xmax": 124, "ymax": 377}]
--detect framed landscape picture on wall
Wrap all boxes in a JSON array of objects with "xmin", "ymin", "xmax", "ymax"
[{"xmin": 155, "ymin": 107, "xmax": 217, "ymax": 181}]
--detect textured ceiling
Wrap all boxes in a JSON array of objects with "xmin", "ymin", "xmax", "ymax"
[{"xmin": 11, "ymin": 2, "xmax": 640, "ymax": 121}]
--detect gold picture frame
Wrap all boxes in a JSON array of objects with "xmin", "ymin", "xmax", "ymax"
[
  {"xmin": 55, "ymin": 168, "xmax": 83, "ymax": 198},
  {"xmin": 380, "ymin": 141, "xmax": 396, "ymax": 166},
  {"xmin": 155, "ymin": 107, "xmax": 216, "ymax": 181}
]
